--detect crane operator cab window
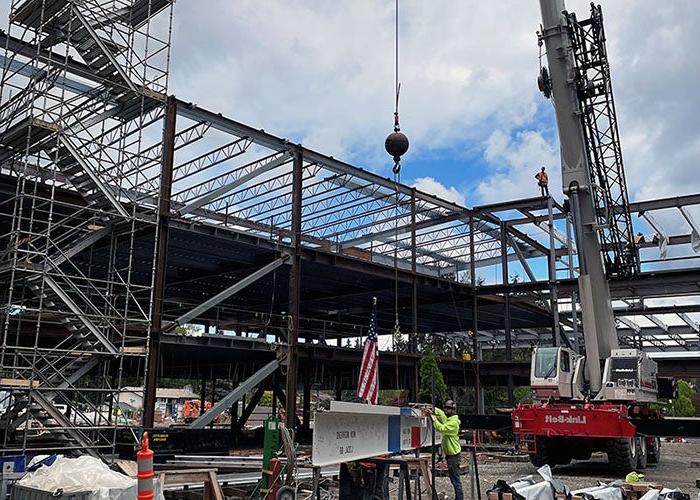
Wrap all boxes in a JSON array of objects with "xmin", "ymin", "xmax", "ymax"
[
  {"xmin": 534, "ymin": 347, "xmax": 559, "ymax": 379},
  {"xmin": 531, "ymin": 347, "xmax": 575, "ymax": 399},
  {"xmin": 560, "ymin": 350, "xmax": 570, "ymax": 373}
]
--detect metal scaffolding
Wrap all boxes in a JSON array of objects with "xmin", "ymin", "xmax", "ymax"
[{"xmin": 0, "ymin": 0, "xmax": 173, "ymax": 457}]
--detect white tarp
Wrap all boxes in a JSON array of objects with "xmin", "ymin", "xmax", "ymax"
[
  {"xmin": 18, "ymin": 456, "xmax": 163, "ymax": 500},
  {"xmin": 510, "ymin": 465, "xmax": 566, "ymax": 500},
  {"xmin": 571, "ymin": 484, "xmax": 624, "ymax": 500}
]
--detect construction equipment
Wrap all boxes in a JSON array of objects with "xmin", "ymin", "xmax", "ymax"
[
  {"xmin": 511, "ymin": 0, "xmax": 668, "ymax": 472},
  {"xmin": 182, "ymin": 400, "xmax": 213, "ymax": 423}
]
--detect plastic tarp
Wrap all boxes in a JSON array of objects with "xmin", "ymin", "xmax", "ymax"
[
  {"xmin": 571, "ymin": 482, "xmax": 624, "ymax": 500},
  {"xmin": 17, "ymin": 456, "xmax": 164, "ymax": 500},
  {"xmin": 510, "ymin": 465, "xmax": 567, "ymax": 500}
]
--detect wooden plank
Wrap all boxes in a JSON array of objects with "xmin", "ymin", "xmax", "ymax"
[
  {"xmin": 207, "ymin": 470, "xmax": 225, "ymax": 500},
  {"xmin": 121, "ymin": 346, "xmax": 146, "ymax": 354},
  {"xmin": 161, "ymin": 468, "xmax": 218, "ymax": 485},
  {"xmin": 0, "ymin": 378, "xmax": 38, "ymax": 388},
  {"xmin": 116, "ymin": 459, "xmax": 137, "ymax": 477}
]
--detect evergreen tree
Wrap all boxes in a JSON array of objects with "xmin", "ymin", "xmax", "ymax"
[
  {"xmin": 667, "ymin": 380, "xmax": 697, "ymax": 417},
  {"xmin": 418, "ymin": 352, "xmax": 448, "ymax": 405}
]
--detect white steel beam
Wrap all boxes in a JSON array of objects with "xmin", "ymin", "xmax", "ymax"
[
  {"xmin": 679, "ymin": 207, "xmax": 700, "ymax": 253},
  {"xmin": 312, "ymin": 402, "xmax": 435, "ymax": 467},
  {"xmin": 640, "ymin": 212, "xmax": 668, "ymax": 259},
  {"xmin": 678, "ymin": 312, "xmax": 700, "ymax": 333}
]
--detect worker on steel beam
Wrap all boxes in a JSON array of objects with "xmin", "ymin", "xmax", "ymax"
[
  {"xmin": 535, "ymin": 166, "xmax": 549, "ymax": 196},
  {"xmin": 430, "ymin": 400, "xmax": 463, "ymax": 500}
]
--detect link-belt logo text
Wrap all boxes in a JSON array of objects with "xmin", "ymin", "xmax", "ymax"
[{"xmin": 544, "ymin": 414, "xmax": 586, "ymax": 424}]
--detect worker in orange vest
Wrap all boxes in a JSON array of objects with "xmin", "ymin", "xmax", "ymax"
[{"xmin": 535, "ymin": 166, "xmax": 549, "ymax": 196}]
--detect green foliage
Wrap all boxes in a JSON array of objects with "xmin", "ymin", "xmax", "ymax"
[
  {"xmin": 513, "ymin": 386, "xmax": 533, "ymax": 404},
  {"xmin": 418, "ymin": 352, "xmax": 448, "ymax": 405},
  {"xmin": 259, "ymin": 390, "xmax": 274, "ymax": 407},
  {"xmin": 175, "ymin": 324, "xmax": 199, "ymax": 335},
  {"xmin": 666, "ymin": 380, "xmax": 697, "ymax": 417}
]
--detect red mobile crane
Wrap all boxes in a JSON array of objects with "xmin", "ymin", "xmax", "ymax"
[{"xmin": 511, "ymin": 1, "xmax": 671, "ymax": 472}]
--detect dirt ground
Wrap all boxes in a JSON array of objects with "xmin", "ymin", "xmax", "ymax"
[{"xmin": 432, "ymin": 440, "xmax": 700, "ymax": 500}]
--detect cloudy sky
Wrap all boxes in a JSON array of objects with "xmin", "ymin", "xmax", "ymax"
[{"xmin": 167, "ymin": 0, "xmax": 700, "ymax": 209}]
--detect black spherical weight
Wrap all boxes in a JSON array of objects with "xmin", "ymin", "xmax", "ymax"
[{"xmin": 385, "ymin": 132, "xmax": 409, "ymax": 159}]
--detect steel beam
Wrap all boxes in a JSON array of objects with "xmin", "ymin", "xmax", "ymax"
[
  {"xmin": 166, "ymin": 256, "xmax": 289, "ymax": 331},
  {"xmin": 679, "ymin": 207, "xmax": 700, "ymax": 253},
  {"xmin": 341, "ymin": 210, "xmax": 467, "ymax": 248},
  {"xmin": 678, "ymin": 312, "xmax": 700, "ymax": 333},
  {"xmin": 58, "ymin": 135, "xmax": 130, "ymax": 218},
  {"xmin": 629, "ymin": 194, "xmax": 700, "ymax": 212},
  {"xmin": 43, "ymin": 275, "xmax": 118, "ymax": 354},
  {"xmin": 189, "ymin": 359, "xmax": 280, "ymax": 429}
]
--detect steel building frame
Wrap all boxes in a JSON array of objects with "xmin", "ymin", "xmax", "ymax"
[{"xmin": 1, "ymin": 0, "xmax": 700, "ymax": 458}]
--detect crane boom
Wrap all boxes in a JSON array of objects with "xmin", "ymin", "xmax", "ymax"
[
  {"xmin": 512, "ymin": 2, "xmax": 664, "ymax": 473},
  {"xmin": 538, "ymin": 0, "xmax": 624, "ymax": 392}
]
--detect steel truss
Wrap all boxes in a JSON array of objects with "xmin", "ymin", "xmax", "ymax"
[{"xmin": 0, "ymin": 0, "xmax": 173, "ymax": 458}]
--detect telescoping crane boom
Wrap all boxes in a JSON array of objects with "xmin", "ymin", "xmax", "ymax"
[{"xmin": 511, "ymin": 0, "xmax": 671, "ymax": 472}]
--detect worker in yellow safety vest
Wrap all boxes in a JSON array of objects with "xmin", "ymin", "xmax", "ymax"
[{"xmin": 429, "ymin": 400, "xmax": 463, "ymax": 500}]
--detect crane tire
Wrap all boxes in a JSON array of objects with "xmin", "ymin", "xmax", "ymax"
[
  {"xmin": 647, "ymin": 436, "xmax": 661, "ymax": 464},
  {"xmin": 607, "ymin": 438, "xmax": 637, "ymax": 473}
]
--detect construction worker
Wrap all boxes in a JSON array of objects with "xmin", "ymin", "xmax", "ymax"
[
  {"xmin": 535, "ymin": 166, "xmax": 549, "ymax": 196},
  {"xmin": 428, "ymin": 400, "xmax": 463, "ymax": 500}
]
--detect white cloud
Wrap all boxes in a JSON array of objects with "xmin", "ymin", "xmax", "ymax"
[
  {"xmin": 477, "ymin": 130, "xmax": 558, "ymax": 203},
  {"xmin": 412, "ymin": 177, "xmax": 466, "ymax": 206},
  {"xmin": 168, "ymin": 0, "xmax": 544, "ymax": 173},
  {"xmin": 165, "ymin": 0, "xmax": 700, "ymax": 206}
]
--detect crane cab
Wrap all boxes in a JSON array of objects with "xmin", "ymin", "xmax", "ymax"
[{"xmin": 530, "ymin": 347, "xmax": 580, "ymax": 400}]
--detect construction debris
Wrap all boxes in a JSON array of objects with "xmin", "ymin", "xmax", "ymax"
[
  {"xmin": 13, "ymin": 455, "xmax": 162, "ymax": 499},
  {"xmin": 486, "ymin": 465, "xmax": 693, "ymax": 500}
]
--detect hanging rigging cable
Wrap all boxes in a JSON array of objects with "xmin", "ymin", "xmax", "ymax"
[
  {"xmin": 385, "ymin": 0, "xmax": 409, "ymax": 174},
  {"xmin": 385, "ymin": 0, "xmax": 408, "ymax": 390}
]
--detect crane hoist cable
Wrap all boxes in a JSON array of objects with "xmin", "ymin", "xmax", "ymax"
[
  {"xmin": 384, "ymin": 0, "xmax": 407, "ymax": 386},
  {"xmin": 385, "ymin": 0, "xmax": 409, "ymax": 175}
]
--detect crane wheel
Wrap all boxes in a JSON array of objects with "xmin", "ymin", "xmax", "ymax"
[
  {"xmin": 647, "ymin": 436, "xmax": 661, "ymax": 464},
  {"xmin": 606, "ymin": 438, "xmax": 637, "ymax": 473}
]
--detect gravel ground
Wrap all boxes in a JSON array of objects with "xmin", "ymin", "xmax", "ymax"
[{"xmin": 431, "ymin": 440, "xmax": 700, "ymax": 500}]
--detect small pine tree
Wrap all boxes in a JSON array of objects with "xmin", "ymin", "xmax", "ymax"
[
  {"xmin": 418, "ymin": 352, "xmax": 448, "ymax": 405},
  {"xmin": 667, "ymin": 380, "xmax": 697, "ymax": 417}
]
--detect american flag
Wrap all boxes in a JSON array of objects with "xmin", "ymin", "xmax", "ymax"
[{"xmin": 357, "ymin": 298, "xmax": 379, "ymax": 404}]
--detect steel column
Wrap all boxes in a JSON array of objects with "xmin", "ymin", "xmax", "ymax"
[
  {"xmin": 285, "ymin": 147, "xmax": 303, "ymax": 430},
  {"xmin": 470, "ymin": 215, "xmax": 482, "ymax": 413},
  {"xmin": 144, "ymin": 95, "xmax": 176, "ymax": 428},
  {"xmin": 501, "ymin": 222, "xmax": 514, "ymax": 406},
  {"xmin": 410, "ymin": 189, "xmax": 417, "ymax": 355}
]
